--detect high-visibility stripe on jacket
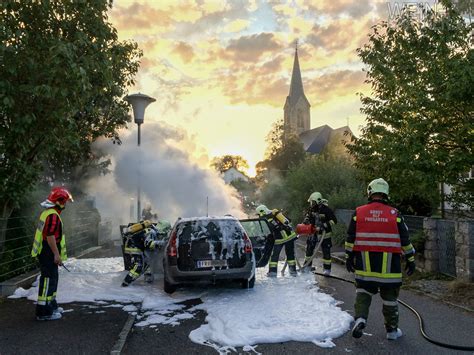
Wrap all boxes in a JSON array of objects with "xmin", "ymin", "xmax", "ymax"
[
  {"xmin": 266, "ymin": 210, "xmax": 297, "ymax": 245},
  {"xmin": 353, "ymin": 202, "xmax": 401, "ymax": 254},
  {"xmin": 31, "ymin": 209, "xmax": 67, "ymax": 261}
]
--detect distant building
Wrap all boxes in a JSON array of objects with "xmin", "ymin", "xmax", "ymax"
[
  {"xmin": 284, "ymin": 45, "xmax": 352, "ymax": 154},
  {"xmin": 222, "ymin": 167, "xmax": 249, "ymax": 184}
]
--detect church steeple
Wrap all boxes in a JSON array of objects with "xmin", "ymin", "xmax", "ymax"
[
  {"xmin": 288, "ymin": 42, "xmax": 304, "ymax": 105},
  {"xmin": 284, "ymin": 41, "xmax": 311, "ymax": 136}
]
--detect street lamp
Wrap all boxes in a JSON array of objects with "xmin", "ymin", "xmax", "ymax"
[{"xmin": 124, "ymin": 93, "xmax": 156, "ymax": 221}]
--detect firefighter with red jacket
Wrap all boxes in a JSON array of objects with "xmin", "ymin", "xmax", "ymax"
[
  {"xmin": 345, "ymin": 178, "xmax": 415, "ymax": 340},
  {"xmin": 31, "ymin": 187, "xmax": 73, "ymax": 321},
  {"xmin": 256, "ymin": 205, "xmax": 297, "ymax": 276}
]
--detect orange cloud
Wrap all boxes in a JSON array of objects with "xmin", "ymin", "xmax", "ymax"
[{"xmin": 172, "ymin": 41, "xmax": 195, "ymax": 63}]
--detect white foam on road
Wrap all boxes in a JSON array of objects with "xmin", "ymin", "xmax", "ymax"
[{"xmin": 10, "ymin": 257, "xmax": 352, "ymax": 351}]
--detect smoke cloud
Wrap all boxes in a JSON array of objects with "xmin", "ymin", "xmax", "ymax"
[{"xmin": 85, "ymin": 121, "xmax": 244, "ymax": 227}]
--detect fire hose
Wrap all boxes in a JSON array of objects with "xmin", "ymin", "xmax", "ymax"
[{"xmin": 313, "ymin": 271, "xmax": 474, "ymax": 352}]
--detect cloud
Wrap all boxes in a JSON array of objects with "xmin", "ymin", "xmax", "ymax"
[
  {"xmin": 306, "ymin": 70, "xmax": 367, "ymax": 106},
  {"xmin": 304, "ymin": 0, "xmax": 373, "ymax": 18},
  {"xmin": 225, "ymin": 33, "xmax": 282, "ymax": 62},
  {"xmin": 172, "ymin": 41, "xmax": 195, "ymax": 63},
  {"xmin": 224, "ymin": 19, "xmax": 251, "ymax": 32},
  {"xmin": 110, "ymin": 2, "xmax": 173, "ymax": 32}
]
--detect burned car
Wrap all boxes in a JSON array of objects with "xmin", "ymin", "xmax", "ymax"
[{"xmin": 163, "ymin": 216, "xmax": 273, "ymax": 294}]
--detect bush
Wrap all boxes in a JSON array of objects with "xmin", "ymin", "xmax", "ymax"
[
  {"xmin": 410, "ymin": 230, "xmax": 427, "ymax": 255},
  {"xmin": 331, "ymin": 222, "xmax": 348, "ymax": 247}
]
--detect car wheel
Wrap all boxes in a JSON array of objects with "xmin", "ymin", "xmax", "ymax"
[
  {"xmin": 241, "ymin": 276, "xmax": 255, "ymax": 289},
  {"xmin": 164, "ymin": 278, "xmax": 177, "ymax": 294}
]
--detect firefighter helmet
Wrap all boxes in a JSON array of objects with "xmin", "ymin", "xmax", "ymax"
[
  {"xmin": 256, "ymin": 204, "xmax": 271, "ymax": 216},
  {"xmin": 156, "ymin": 220, "xmax": 171, "ymax": 234},
  {"xmin": 308, "ymin": 192, "xmax": 323, "ymax": 205},
  {"xmin": 367, "ymin": 178, "xmax": 389, "ymax": 197},
  {"xmin": 47, "ymin": 187, "xmax": 73, "ymax": 207}
]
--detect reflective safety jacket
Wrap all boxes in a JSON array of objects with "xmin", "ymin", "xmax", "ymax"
[
  {"xmin": 353, "ymin": 202, "xmax": 401, "ymax": 254},
  {"xmin": 31, "ymin": 208, "xmax": 67, "ymax": 261},
  {"xmin": 345, "ymin": 200, "xmax": 415, "ymax": 287},
  {"xmin": 304, "ymin": 203, "xmax": 337, "ymax": 239},
  {"xmin": 265, "ymin": 209, "xmax": 297, "ymax": 245}
]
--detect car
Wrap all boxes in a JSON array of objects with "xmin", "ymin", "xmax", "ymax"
[{"xmin": 163, "ymin": 216, "xmax": 272, "ymax": 294}]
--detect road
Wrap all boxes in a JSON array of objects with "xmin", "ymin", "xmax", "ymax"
[{"xmin": 1, "ymin": 243, "xmax": 473, "ymax": 354}]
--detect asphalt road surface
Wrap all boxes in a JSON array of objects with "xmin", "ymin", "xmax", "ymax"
[{"xmin": 1, "ymin": 244, "xmax": 473, "ymax": 355}]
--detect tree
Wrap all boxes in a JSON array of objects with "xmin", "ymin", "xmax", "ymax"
[
  {"xmin": 211, "ymin": 155, "xmax": 249, "ymax": 174},
  {"xmin": 259, "ymin": 155, "xmax": 366, "ymax": 223},
  {"xmin": 0, "ymin": 1, "xmax": 142, "ymax": 249},
  {"xmin": 255, "ymin": 119, "xmax": 306, "ymax": 185},
  {"xmin": 347, "ymin": 1, "xmax": 474, "ymax": 214}
]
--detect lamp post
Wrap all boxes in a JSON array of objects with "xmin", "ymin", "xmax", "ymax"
[{"xmin": 124, "ymin": 93, "xmax": 156, "ymax": 221}]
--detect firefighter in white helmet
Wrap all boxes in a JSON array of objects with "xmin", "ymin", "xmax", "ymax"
[
  {"xmin": 303, "ymin": 192, "xmax": 337, "ymax": 275},
  {"xmin": 256, "ymin": 204, "xmax": 297, "ymax": 276},
  {"xmin": 346, "ymin": 178, "xmax": 415, "ymax": 340}
]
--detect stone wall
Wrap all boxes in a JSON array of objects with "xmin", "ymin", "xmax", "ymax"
[
  {"xmin": 416, "ymin": 218, "xmax": 440, "ymax": 273},
  {"xmin": 455, "ymin": 220, "xmax": 474, "ymax": 282}
]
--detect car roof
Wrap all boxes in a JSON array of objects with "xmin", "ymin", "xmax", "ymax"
[{"xmin": 176, "ymin": 216, "xmax": 238, "ymax": 223}]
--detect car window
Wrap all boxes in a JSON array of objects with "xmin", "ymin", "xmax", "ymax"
[
  {"xmin": 176, "ymin": 219, "xmax": 244, "ymax": 243},
  {"xmin": 239, "ymin": 219, "xmax": 270, "ymax": 238}
]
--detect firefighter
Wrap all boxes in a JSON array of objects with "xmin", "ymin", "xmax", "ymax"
[
  {"xmin": 303, "ymin": 192, "xmax": 337, "ymax": 275},
  {"xmin": 121, "ymin": 220, "xmax": 171, "ymax": 286},
  {"xmin": 345, "ymin": 178, "xmax": 415, "ymax": 340},
  {"xmin": 31, "ymin": 187, "xmax": 73, "ymax": 321},
  {"xmin": 256, "ymin": 205, "xmax": 297, "ymax": 276}
]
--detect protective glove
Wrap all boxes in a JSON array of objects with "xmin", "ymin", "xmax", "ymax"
[
  {"xmin": 345, "ymin": 252, "xmax": 355, "ymax": 273},
  {"xmin": 405, "ymin": 260, "xmax": 416, "ymax": 276},
  {"xmin": 303, "ymin": 217, "xmax": 310, "ymax": 225}
]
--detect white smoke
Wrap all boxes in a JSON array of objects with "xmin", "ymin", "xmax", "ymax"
[{"xmin": 85, "ymin": 121, "xmax": 244, "ymax": 227}]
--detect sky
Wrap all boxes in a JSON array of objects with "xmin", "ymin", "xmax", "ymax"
[
  {"xmin": 12, "ymin": 257, "xmax": 352, "ymax": 350},
  {"xmin": 108, "ymin": 0, "xmax": 441, "ymax": 176}
]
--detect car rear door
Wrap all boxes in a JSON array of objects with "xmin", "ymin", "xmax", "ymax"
[{"xmin": 239, "ymin": 218, "xmax": 274, "ymax": 267}]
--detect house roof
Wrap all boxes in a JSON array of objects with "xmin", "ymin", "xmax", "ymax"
[{"xmin": 299, "ymin": 125, "xmax": 352, "ymax": 154}]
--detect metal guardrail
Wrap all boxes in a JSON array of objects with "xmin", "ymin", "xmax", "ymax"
[{"xmin": 0, "ymin": 211, "xmax": 99, "ymax": 282}]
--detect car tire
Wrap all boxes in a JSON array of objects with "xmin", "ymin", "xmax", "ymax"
[
  {"xmin": 164, "ymin": 278, "xmax": 177, "ymax": 294},
  {"xmin": 241, "ymin": 276, "xmax": 255, "ymax": 289}
]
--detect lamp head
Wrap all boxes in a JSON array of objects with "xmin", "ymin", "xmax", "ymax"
[{"xmin": 124, "ymin": 93, "xmax": 156, "ymax": 124}]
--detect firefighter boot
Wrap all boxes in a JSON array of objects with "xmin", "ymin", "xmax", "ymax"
[
  {"xmin": 289, "ymin": 264, "xmax": 297, "ymax": 276},
  {"xmin": 387, "ymin": 328, "xmax": 403, "ymax": 340},
  {"xmin": 352, "ymin": 318, "xmax": 366, "ymax": 338}
]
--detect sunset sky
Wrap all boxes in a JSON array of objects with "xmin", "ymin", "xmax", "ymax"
[{"xmin": 108, "ymin": 0, "xmax": 439, "ymax": 176}]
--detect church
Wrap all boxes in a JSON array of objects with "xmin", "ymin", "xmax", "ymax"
[{"xmin": 283, "ymin": 46, "xmax": 352, "ymax": 154}]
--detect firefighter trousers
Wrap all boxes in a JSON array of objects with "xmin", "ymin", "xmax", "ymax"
[
  {"xmin": 269, "ymin": 239, "xmax": 296, "ymax": 273},
  {"xmin": 36, "ymin": 253, "xmax": 59, "ymax": 317},
  {"xmin": 354, "ymin": 283, "xmax": 400, "ymax": 331},
  {"xmin": 304, "ymin": 235, "xmax": 332, "ymax": 270},
  {"xmin": 123, "ymin": 253, "xmax": 151, "ymax": 285}
]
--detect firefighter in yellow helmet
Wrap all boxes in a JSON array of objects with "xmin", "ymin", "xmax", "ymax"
[
  {"xmin": 122, "ymin": 220, "xmax": 171, "ymax": 286},
  {"xmin": 303, "ymin": 192, "xmax": 337, "ymax": 275},
  {"xmin": 31, "ymin": 187, "xmax": 73, "ymax": 321},
  {"xmin": 345, "ymin": 178, "xmax": 415, "ymax": 340},
  {"xmin": 256, "ymin": 204, "xmax": 297, "ymax": 276}
]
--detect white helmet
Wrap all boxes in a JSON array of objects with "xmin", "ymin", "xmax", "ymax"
[
  {"xmin": 256, "ymin": 204, "xmax": 271, "ymax": 216},
  {"xmin": 367, "ymin": 178, "xmax": 389, "ymax": 197},
  {"xmin": 308, "ymin": 192, "xmax": 323, "ymax": 205}
]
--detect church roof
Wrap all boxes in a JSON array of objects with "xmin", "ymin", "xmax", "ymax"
[
  {"xmin": 287, "ymin": 47, "xmax": 310, "ymax": 108},
  {"xmin": 299, "ymin": 125, "xmax": 352, "ymax": 154}
]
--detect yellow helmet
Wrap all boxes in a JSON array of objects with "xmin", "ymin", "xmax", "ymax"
[
  {"xmin": 256, "ymin": 204, "xmax": 271, "ymax": 216},
  {"xmin": 367, "ymin": 178, "xmax": 389, "ymax": 197},
  {"xmin": 308, "ymin": 192, "xmax": 323, "ymax": 205}
]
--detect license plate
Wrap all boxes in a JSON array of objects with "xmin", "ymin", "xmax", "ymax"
[{"xmin": 196, "ymin": 260, "xmax": 227, "ymax": 268}]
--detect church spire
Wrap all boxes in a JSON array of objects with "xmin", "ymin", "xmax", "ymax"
[
  {"xmin": 284, "ymin": 40, "xmax": 311, "ymax": 136},
  {"xmin": 288, "ymin": 41, "xmax": 304, "ymax": 104}
]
